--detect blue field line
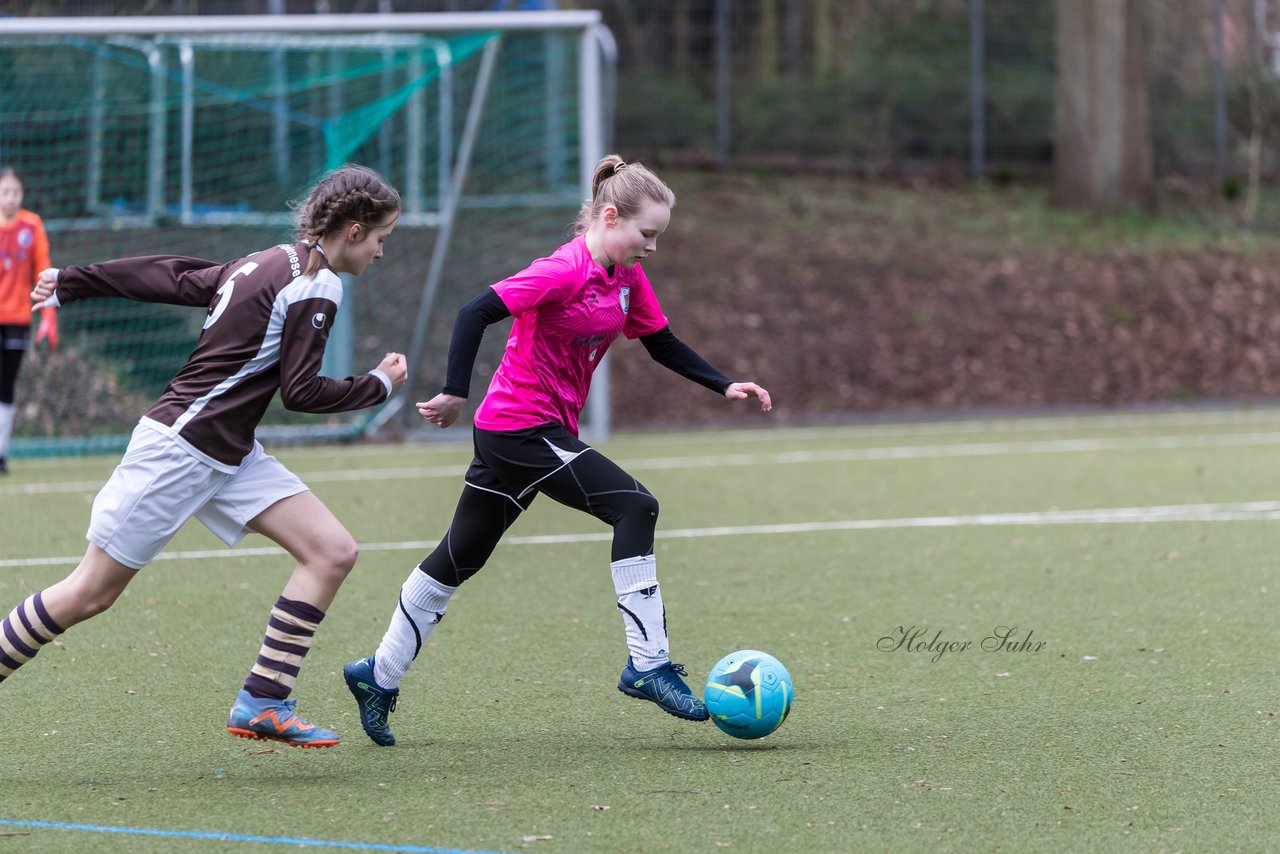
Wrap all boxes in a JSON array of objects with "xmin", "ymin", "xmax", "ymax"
[{"xmin": 0, "ymin": 818, "xmax": 509, "ymax": 854}]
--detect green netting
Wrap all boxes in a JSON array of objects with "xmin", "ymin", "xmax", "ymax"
[{"xmin": 0, "ymin": 23, "xmax": 590, "ymax": 457}]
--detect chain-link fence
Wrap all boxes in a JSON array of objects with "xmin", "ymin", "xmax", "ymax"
[{"xmin": 7, "ymin": 0, "xmax": 1280, "ymax": 186}]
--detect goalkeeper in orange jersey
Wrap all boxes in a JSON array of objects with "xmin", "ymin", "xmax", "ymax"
[{"xmin": 0, "ymin": 167, "xmax": 57, "ymax": 474}]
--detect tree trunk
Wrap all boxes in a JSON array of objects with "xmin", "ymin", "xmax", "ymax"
[
  {"xmin": 813, "ymin": 0, "xmax": 832, "ymax": 77},
  {"xmin": 757, "ymin": 0, "xmax": 780, "ymax": 80},
  {"xmin": 673, "ymin": 0, "xmax": 691, "ymax": 74},
  {"xmin": 1053, "ymin": 0, "xmax": 1154, "ymax": 212}
]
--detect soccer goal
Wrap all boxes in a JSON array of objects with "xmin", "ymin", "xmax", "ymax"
[{"xmin": 0, "ymin": 11, "xmax": 616, "ymax": 457}]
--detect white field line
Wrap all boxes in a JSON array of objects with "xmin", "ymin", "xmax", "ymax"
[
  {"xmin": 157, "ymin": 407, "xmax": 1280, "ymax": 462},
  {"xmin": 22, "ymin": 406, "xmax": 1280, "ymax": 472},
  {"xmin": 9, "ymin": 429, "xmax": 1280, "ymax": 497},
  {"xmin": 235, "ymin": 406, "xmax": 1280, "ymax": 458},
  {"xmin": 344, "ymin": 406, "xmax": 1280, "ymax": 450},
  {"xmin": 609, "ymin": 406, "xmax": 1280, "ymax": 446},
  {"xmin": 5, "ymin": 500, "xmax": 1280, "ymax": 569}
]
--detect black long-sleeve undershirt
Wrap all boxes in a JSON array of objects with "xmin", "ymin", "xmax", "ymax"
[
  {"xmin": 439, "ymin": 287, "xmax": 731, "ymax": 399},
  {"xmin": 441, "ymin": 289, "xmax": 510, "ymax": 398},
  {"xmin": 638, "ymin": 327, "xmax": 732, "ymax": 394}
]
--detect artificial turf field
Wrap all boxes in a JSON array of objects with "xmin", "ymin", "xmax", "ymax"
[{"xmin": 2, "ymin": 408, "xmax": 1279, "ymax": 853}]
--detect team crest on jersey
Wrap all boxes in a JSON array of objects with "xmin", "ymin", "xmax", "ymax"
[
  {"xmin": 619, "ymin": 286, "xmax": 630, "ymax": 314},
  {"xmin": 312, "ymin": 312, "xmax": 327, "ymax": 329},
  {"xmin": 17, "ymin": 228, "xmax": 33, "ymax": 249}
]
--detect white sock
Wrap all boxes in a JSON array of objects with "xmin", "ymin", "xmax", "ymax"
[
  {"xmin": 372, "ymin": 569, "xmax": 455, "ymax": 690},
  {"xmin": 0, "ymin": 402, "xmax": 14, "ymax": 459},
  {"xmin": 612, "ymin": 554, "xmax": 669, "ymax": 670}
]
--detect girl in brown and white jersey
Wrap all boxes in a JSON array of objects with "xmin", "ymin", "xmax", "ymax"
[{"xmin": 0, "ymin": 164, "xmax": 407, "ymax": 748}]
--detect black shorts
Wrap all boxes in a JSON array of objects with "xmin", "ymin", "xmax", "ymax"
[
  {"xmin": 467, "ymin": 423, "xmax": 597, "ymax": 510},
  {"xmin": 417, "ymin": 422, "xmax": 659, "ymax": 583},
  {"xmin": 0, "ymin": 324, "xmax": 30, "ymax": 351}
]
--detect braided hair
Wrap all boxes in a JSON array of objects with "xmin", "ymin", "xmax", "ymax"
[
  {"xmin": 294, "ymin": 164, "xmax": 401, "ymax": 275},
  {"xmin": 573, "ymin": 154, "xmax": 674, "ymax": 236}
]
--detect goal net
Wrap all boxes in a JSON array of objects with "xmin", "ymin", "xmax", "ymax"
[{"xmin": 0, "ymin": 11, "xmax": 613, "ymax": 458}]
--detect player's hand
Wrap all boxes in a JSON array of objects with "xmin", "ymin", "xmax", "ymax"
[
  {"xmin": 35, "ymin": 307, "xmax": 58, "ymax": 350},
  {"xmin": 417, "ymin": 393, "xmax": 465, "ymax": 429},
  {"xmin": 725, "ymin": 381, "xmax": 772, "ymax": 412},
  {"xmin": 31, "ymin": 268, "xmax": 59, "ymax": 306},
  {"xmin": 376, "ymin": 352, "xmax": 407, "ymax": 391}
]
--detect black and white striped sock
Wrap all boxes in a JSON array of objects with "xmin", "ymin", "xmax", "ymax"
[
  {"xmin": 0, "ymin": 591, "xmax": 65, "ymax": 684},
  {"xmin": 242, "ymin": 596, "xmax": 325, "ymax": 700}
]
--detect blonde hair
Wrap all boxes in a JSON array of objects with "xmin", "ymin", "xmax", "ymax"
[
  {"xmin": 293, "ymin": 164, "xmax": 401, "ymax": 275},
  {"xmin": 574, "ymin": 155, "xmax": 675, "ymax": 236}
]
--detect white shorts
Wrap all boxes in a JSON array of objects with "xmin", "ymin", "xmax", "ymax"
[{"xmin": 87, "ymin": 424, "xmax": 308, "ymax": 569}]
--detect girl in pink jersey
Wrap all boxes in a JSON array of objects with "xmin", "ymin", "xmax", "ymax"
[
  {"xmin": 0, "ymin": 165, "xmax": 407, "ymax": 748},
  {"xmin": 345, "ymin": 155, "xmax": 771, "ymax": 745}
]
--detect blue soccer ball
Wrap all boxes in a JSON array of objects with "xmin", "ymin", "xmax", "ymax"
[{"xmin": 704, "ymin": 650, "xmax": 793, "ymax": 740}]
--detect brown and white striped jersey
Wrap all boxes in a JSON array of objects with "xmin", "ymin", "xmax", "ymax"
[{"xmin": 53, "ymin": 241, "xmax": 390, "ymax": 470}]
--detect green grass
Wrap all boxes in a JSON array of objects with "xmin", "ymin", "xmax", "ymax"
[{"xmin": 3, "ymin": 409, "xmax": 1280, "ymax": 852}]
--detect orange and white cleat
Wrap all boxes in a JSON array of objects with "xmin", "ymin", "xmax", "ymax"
[{"xmin": 226, "ymin": 689, "xmax": 340, "ymax": 748}]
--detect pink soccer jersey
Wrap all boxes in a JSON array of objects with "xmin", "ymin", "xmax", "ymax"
[{"xmin": 473, "ymin": 236, "xmax": 668, "ymax": 436}]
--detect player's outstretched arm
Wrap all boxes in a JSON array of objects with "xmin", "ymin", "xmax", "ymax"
[
  {"xmin": 415, "ymin": 289, "xmax": 510, "ymax": 430},
  {"xmin": 724, "ymin": 381, "xmax": 772, "ymax": 412}
]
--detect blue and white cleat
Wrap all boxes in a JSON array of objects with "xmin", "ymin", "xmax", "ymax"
[
  {"xmin": 343, "ymin": 656, "xmax": 399, "ymax": 746},
  {"xmin": 226, "ymin": 689, "xmax": 340, "ymax": 748},
  {"xmin": 617, "ymin": 657, "xmax": 709, "ymax": 721}
]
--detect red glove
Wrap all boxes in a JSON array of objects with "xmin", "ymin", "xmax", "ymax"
[{"xmin": 35, "ymin": 306, "xmax": 58, "ymax": 350}]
